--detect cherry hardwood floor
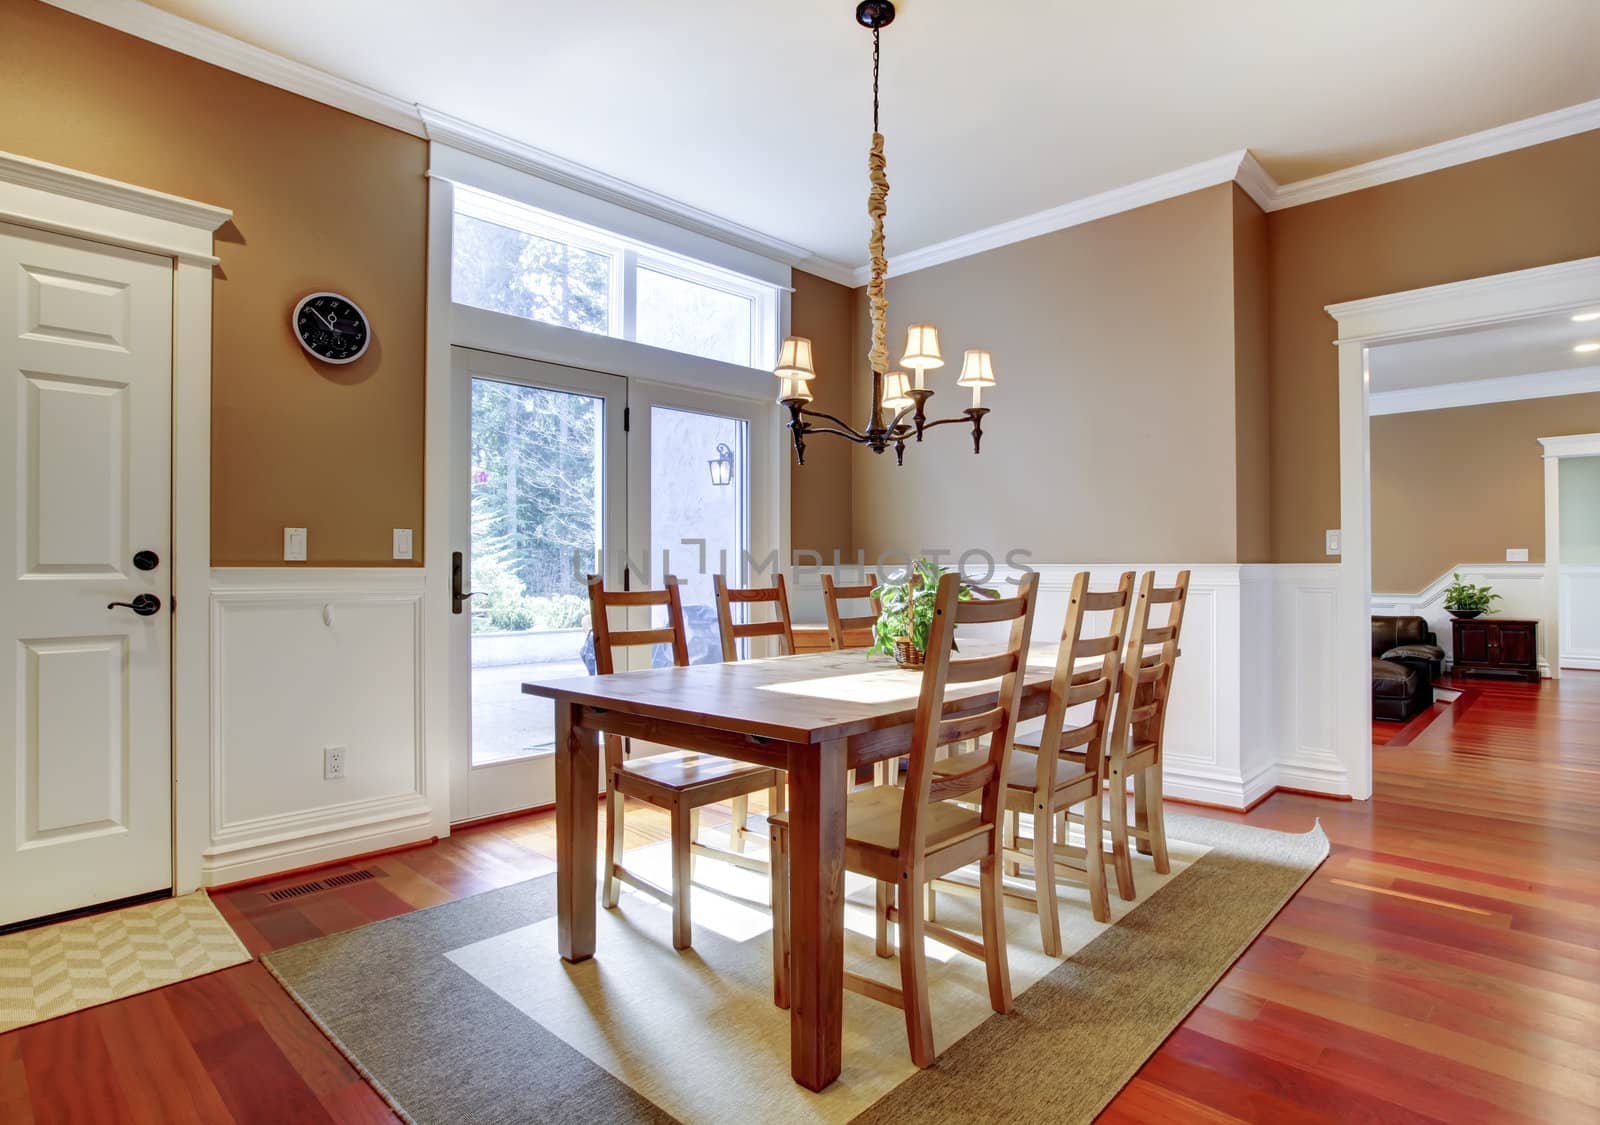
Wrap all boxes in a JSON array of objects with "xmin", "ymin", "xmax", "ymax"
[{"xmin": 3, "ymin": 672, "xmax": 1595, "ymax": 1123}]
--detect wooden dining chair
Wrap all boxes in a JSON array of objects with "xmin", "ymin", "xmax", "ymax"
[
  {"xmin": 711, "ymin": 574, "xmax": 792, "ymax": 852},
  {"xmin": 588, "ymin": 574, "xmax": 783, "ymax": 950},
  {"xmin": 935, "ymin": 571, "xmax": 1132, "ymax": 952},
  {"xmin": 1107, "ymin": 569, "xmax": 1189, "ymax": 899},
  {"xmin": 821, "ymin": 571, "xmax": 880, "ymax": 650},
  {"xmin": 770, "ymin": 571, "xmax": 1040, "ymax": 1068}
]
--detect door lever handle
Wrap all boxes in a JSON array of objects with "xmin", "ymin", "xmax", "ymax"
[
  {"xmin": 108, "ymin": 593, "xmax": 162, "ymax": 616},
  {"xmin": 451, "ymin": 551, "xmax": 476, "ymax": 614}
]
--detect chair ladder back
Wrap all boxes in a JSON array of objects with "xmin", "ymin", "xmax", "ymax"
[
  {"xmin": 713, "ymin": 573, "xmax": 796, "ymax": 662},
  {"xmin": 1034, "ymin": 571, "xmax": 1133, "ymax": 794},
  {"xmin": 899, "ymin": 572, "xmax": 1040, "ymax": 858},
  {"xmin": 821, "ymin": 572, "xmax": 880, "ymax": 650},
  {"xmin": 1111, "ymin": 570, "xmax": 1189, "ymax": 766},
  {"xmin": 586, "ymin": 574, "xmax": 690, "ymax": 676}
]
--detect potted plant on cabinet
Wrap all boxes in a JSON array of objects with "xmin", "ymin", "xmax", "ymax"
[
  {"xmin": 870, "ymin": 559, "xmax": 998, "ymax": 667},
  {"xmin": 1443, "ymin": 573, "xmax": 1502, "ymax": 620}
]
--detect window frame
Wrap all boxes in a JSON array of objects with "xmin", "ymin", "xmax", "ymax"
[{"xmin": 452, "ymin": 185, "xmax": 777, "ymax": 370}]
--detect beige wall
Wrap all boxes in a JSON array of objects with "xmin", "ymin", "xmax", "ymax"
[
  {"xmin": 1, "ymin": 0, "xmax": 428, "ymax": 565},
  {"xmin": 788, "ymin": 270, "xmax": 856, "ymax": 559},
  {"xmin": 1561, "ymin": 455, "xmax": 1600, "ymax": 565},
  {"xmin": 1231, "ymin": 186, "xmax": 1273, "ymax": 563},
  {"xmin": 848, "ymin": 184, "xmax": 1255, "ymax": 566},
  {"xmin": 1371, "ymin": 394, "xmax": 1600, "ymax": 590},
  {"xmin": 1267, "ymin": 129, "xmax": 1600, "ymax": 563}
]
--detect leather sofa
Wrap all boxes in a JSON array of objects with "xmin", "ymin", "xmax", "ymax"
[
  {"xmin": 1372, "ymin": 616, "xmax": 1446, "ymax": 681},
  {"xmin": 1371, "ymin": 615, "xmax": 1442, "ymax": 722}
]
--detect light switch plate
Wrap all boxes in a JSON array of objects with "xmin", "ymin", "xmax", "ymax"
[
  {"xmin": 393, "ymin": 528, "xmax": 413, "ymax": 560},
  {"xmin": 284, "ymin": 527, "xmax": 307, "ymax": 562},
  {"xmin": 1506, "ymin": 547, "xmax": 1529, "ymax": 562},
  {"xmin": 1325, "ymin": 529, "xmax": 1342, "ymax": 556}
]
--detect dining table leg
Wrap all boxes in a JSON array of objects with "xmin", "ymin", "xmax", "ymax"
[
  {"xmin": 556, "ymin": 700, "xmax": 598, "ymax": 963},
  {"xmin": 785, "ymin": 737, "xmax": 847, "ymax": 1091}
]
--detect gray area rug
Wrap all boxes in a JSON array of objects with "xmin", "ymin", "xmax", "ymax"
[{"xmin": 264, "ymin": 813, "xmax": 1327, "ymax": 1124}]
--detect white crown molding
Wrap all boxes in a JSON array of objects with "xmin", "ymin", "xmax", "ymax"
[
  {"xmin": 1265, "ymin": 97, "xmax": 1600, "ymax": 212},
  {"xmin": 42, "ymin": 0, "xmax": 426, "ymax": 138},
  {"xmin": 1370, "ymin": 366, "xmax": 1600, "ymax": 415},
  {"xmin": 1539, "ymin": 432, "xmax": 1600, "ymax": 459},
  {"xmin": 0, "ymin": 150, "xmax": 230, "ymax": 231},
  {"xmin": 1328, "ymin": 256, "xmax": 1600, "ymax": 344},
  {"xmin": 42, "ymin": 1, "xmax": 1600, "ymax": 290},
  {"xmin": 850, "ymin": 150, "xmax": 1257, "ymax": 286},
  {"xmin": 418, "ymin": 106, "xmax": 856, "ymax": 285}
]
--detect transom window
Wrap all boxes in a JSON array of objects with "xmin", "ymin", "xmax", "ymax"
[{"xmin": 452, "ymin": 186, "xmax": 777, "ymax": 370}]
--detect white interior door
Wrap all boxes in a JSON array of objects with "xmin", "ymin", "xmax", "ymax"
[
  {"xmin": 450, "ymin": 348, "xmax": 625, "ymax": 822},
  {"xmin": 0, "ymin": 222, "xmax": 174, "ymax": 927}
]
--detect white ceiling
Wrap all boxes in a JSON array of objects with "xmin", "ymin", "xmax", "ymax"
[
  {"xmin": 143, "ymin": 0, "xmax": 1600, "ymax": 270},
  {"xmin": 1367, "ymin": 310, "xmax": 1600, "ymax": 393}
]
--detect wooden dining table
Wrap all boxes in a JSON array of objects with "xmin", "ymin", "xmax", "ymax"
[{"xmin": 522, "ymin": 643, "xmax": 1058, "ymax": 1091}]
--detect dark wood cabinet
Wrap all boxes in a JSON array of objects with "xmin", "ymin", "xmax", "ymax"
[{"xmin": 1451, "ymin": 617, "xmax": 1539, "ymax": 682}]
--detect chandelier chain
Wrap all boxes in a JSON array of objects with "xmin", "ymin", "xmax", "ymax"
[{"xmin": 872, "ymin": 26, "xmax": 880, "ymax": 133}]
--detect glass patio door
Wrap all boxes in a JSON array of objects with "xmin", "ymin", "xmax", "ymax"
[
  {"xmin": 626, "ymin": 383, "xmax": 775, "ymax": 673},
  {"xmin": 450, "ymin": 348, "xmax": 625, "ymax": 821}
]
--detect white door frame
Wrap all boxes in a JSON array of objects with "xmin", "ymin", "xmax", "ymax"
[
  {"xmin": 1540, "ymin": 432, "xmax": 1600, "ymax": 671},
  {"xmin": 448, "ymin": 347, "xmax": 627, "ymax": 822},
  {"xmin": 0, "ymin": 151, "xmax": 230, "ymax": 894},
  {"xmin": 424, "ymin": 159, "xmax": 791, "ymax": 831},
  {"xmin": 1326, "ymin": 254, "xmax": 1600, "ymax": 800}
]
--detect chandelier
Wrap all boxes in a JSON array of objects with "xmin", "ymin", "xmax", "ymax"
[{"xmin": 773, "ymin": 0, "xmax": 996, "ymax": 467}]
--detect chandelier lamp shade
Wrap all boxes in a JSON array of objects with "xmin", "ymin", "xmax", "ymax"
[{"xmin": 774, "ymin": 0, "xmax": 995, "ymax": 467}]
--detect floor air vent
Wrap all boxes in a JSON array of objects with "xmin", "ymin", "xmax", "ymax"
[{"xmin": 265, "ymin": 868, "xmax": 377, "ymax": 902}]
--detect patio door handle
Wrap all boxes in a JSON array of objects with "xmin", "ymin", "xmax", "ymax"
[{"xmin": 452, "ymin": 551, "xmax": 477, "ymax": 614}]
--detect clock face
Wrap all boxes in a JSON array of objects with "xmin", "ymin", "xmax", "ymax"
[{"xmin": 292, "ymin": 292, "xmax": 370, "ymax": 364}]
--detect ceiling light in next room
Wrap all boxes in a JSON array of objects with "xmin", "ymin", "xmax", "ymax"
[
  {"xmin": 1575, "ymin": 342, "xmax": 1600, "ymax": 353},
  {"xmin": 1571, "ymin": 311, "xmax": 1600, "ymax": 322}
]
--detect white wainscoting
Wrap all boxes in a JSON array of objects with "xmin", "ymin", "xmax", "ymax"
[
  {"xmin": 1372, "ymin": 563, "xmax": 1551, "ymax": 676},
  {"xmin": 789, "ymin": 561, "xmax": 1350, "ymax": 808},
  {"xmin": 202, "ymin": 568, "xmax": 433, "ymax": 884},
  {"xmin": 1559, "ymin": 564, "xmax": 1600, "ymax": 670}
]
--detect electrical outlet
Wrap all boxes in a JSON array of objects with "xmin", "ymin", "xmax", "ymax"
[
  {"xmin": 1506, "ymin": 547, "xmax": 1529, "ymax": 562},
  {"xmin": 323, "ymin": 746, "xmax": 346, "ymax": 780}
]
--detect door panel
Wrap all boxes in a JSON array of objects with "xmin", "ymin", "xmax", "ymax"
[
  {"xmin": 0, "ymin": 223, "xmax": 173, "ymax": 926},
  {"xmin": 450, "ymin": 348, "xmax": 625, "ymax": 822}
]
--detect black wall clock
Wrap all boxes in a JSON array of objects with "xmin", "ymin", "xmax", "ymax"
[{"xmin": 292, "ymin": 292, "xmax": 371, "ymax": 364}]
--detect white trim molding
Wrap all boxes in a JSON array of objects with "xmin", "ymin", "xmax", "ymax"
[
  {"xmin": 1370, "ymin": 366, "xmax": 1600, "ymax": 416},
  {"xmin": 1540, "ymin": 432, "xmax": 1600, "ymax": 677},
  {"xmin": 0, "ymin": 147, "xmax": 222, "ymax": 895},
  {"xmin": 1329, "ymin": 256, "xmax": 1600, "ymax": 801},
  {"xmin": 852, "ymin": 150, "xmax": 1260, "ymax": 285},
  {"xmin": 1267, "ymin": 97, "xmax": 1600, "ymax": 211},
  {"xmin": 204, "ymin": 568, "xmax": 432, "ymax": 885},
  {"xmin": 42, "ymin": 0, "xmax": 425, "ymax": 137},
  {"xmin": 40, "ymin": 2, "xmax": 1600, "ymax": 287},
  {"xmin": 0, "ymin": 151, "xmax": 229, "ymax": 263},
  {"xmin": 1559, "ymin": 564, "xmax": 1600, "ymax": 671}
]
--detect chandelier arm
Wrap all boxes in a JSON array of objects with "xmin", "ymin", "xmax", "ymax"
[
  {"xmin": 793, "ymin": 407, "xmax": 868, "ymax": 438},
  {"xmin": 794, "ymin": 424, "xmax": 872, "ymax": 444}
]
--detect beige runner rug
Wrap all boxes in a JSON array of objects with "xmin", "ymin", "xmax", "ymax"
[{"xmin": 0, "ymin": 892, "xmax": 251, "ymax": 1033}]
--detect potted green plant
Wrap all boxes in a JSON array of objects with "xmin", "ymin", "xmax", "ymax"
[
  {"xmin": 870, "ymin": 559, "xmax": 997, "ymax": 667},
  {"xmin": 1443, "ymin": 572, "xmax": 1502, "ymax": 620}
]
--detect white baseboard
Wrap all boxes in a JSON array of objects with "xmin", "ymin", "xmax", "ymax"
[{"xmin": 200, "ymin": 793, "xmax": 434, "ymax": 885}]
